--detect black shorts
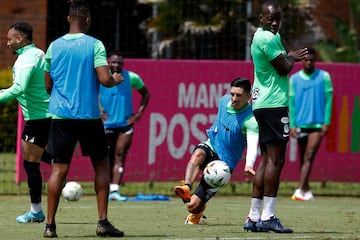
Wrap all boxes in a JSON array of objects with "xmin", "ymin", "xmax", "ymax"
[
  {"xmin": 105, "ymin": 125, "xmax": 134, "ymax": 138},
  {"xmin": 105, "ymin": 125, "xmax": 134, "ymax": 162},
  {"xmin": 22, "ymin": 118, "xmax": 51, "ymax": 148},
  {"xmin": 48, "ymin": 119, "xmax": 108, "ymax": 164},
  {"xmin": 297, "ymin": 128, "xmax": 322, "ymax": 144},
  {"xmin": 253, "ymin": 107, "xmax": 289, "ymax": 148},
  {"xmin": 193, "ymin": 143, "xmax": 220, "ymax": 171},
  {"xmin": 192, "ymin": 143, "xmax": 221, "ymax": 203}
]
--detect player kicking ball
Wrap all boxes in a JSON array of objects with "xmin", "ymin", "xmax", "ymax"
[{"xmin": 173, "ymin": 78, "xmax": 259, "ymax": 224}]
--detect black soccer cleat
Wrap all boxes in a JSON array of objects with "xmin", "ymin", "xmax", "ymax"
[
  {"xmin": 96, "ymin": 221, "xmax": 124, "ymax": 237},
  {"xmin": 44, "ymin": 225, "xmax": 58, "ymax": 238}
]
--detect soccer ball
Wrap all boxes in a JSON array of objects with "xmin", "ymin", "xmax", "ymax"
[
  {"xmin": 61, "ymin": 181, "xmax": 83, "ymax": 201},
  {"xmin": 203, "ymin": 160, "xmax": 231, "ymax": 188}
]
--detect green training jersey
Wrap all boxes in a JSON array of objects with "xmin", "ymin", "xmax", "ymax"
[
  {"xmin": 0, "ymin": 44, "xmax": 51, "ymax": 120},
  {"xmin": 251, "ymin": 28, "xmax": 288, "ymax": 110}
]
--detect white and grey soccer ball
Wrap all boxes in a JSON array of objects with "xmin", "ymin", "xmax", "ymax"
[
  {"xmin": 61, "ymin": 181, "xmax": 83, "ymax": 201},
  {"xmin": 203, "ymin": 160, "xmax": 231, "ymax": 188}
]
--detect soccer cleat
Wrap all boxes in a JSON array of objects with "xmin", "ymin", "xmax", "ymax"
[
  {"xmin": 96, "ymin": 221, "xmax": 124, "ymax": 237},
  {"xmin": 303, "ymin": 190, "xmax": 314, "ymax": 201},
  {"xmin": 16, "ymin": 210, "xmax": 45, "ymax": 223},
  {"xmin": 173, "ymin": 184, "xmax": 191, "ymax": 203},
  {"xmin": 291, "ymin": 188, "xmax": 305, "ymax": 201},
  {"xmin": 43, "ymin": 226, "xmax": 57, "ymax": 238},
  {"xmin": 185, "ymin": 213, "xmax": 207, "ymax": 225},
  {"xmin": 243, "ymin": 217, "xmax": 258, "ymax": 232},
  {"xmin": 243, "ymin": 217, "xmax": 269, "ymax": 232},
  {"xmin": 255, "ymin": 216, "xmax": 293, "ymax": 233},
  {"xmin": 109, "ymin": 191, "xmax": 128, "ymax": 201}
]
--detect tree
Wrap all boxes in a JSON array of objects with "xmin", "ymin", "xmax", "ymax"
[
  {"xmin": 0, "ymin": 68, "xmax": 18, "ymax": 152},
  {"xmin": 140, "ymin": 0, "xmax": 314, "ymax": 60},
  {"xmin": 140, "ymin": 0, "xmax": 249, "ymax": 59},
  {"xmin": 316, "ymin": 0, "xmax": 360, "ymax": 63}
]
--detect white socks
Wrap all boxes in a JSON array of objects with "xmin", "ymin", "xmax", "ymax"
[
  {"xmin": 110, "ymin": 183, "xmax": 119, "ymax": 192},
  {"xmin": 261, "ymin": 196, "xmax": 276, "ymax": 220},
  {"xmin": 248, "ymin": 196, "xmax": 277, "ymax": 221},
  {"xmin": 248, "ymin": 197, "xmax": 262, "ymax": 221},
  {"xmin": 31, "ymin": 203, "xmax": 42, "ymax": 214}
]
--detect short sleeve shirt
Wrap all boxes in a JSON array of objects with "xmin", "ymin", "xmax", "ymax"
[{"xmin": 251, "ymin": 28, "xmax": 289, "ymax": 110}]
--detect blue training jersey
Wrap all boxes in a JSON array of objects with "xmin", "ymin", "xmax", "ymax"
[
  {"xmin": 100, "ymin": 70, "xmax": 133, "ymax": 128},
  {"xmin": 206, "ymin": 95, "xmax": 253, "ymax": 170},
  {"xmin": 291, "ymin": 69, "xmax": 327, "ymax": 126},
  {"xmin": 48, "ymin": 34, "xmax": 102, "ymax": 119}
]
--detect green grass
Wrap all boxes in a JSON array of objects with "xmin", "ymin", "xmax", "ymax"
[
  {"xmin": 0, "ymin": 195, "xmax": 359, "ymax": 240},
  {"xmin": 2, "ymin": 152, "xmax": 360, "ymax": 197},
  {"xmin": 5, "ymin": 180, "xmax": 360, "ymax": 198},
  {"xmin": 1, "ymin": 153, "xmax": 360, "ymax": 239}
]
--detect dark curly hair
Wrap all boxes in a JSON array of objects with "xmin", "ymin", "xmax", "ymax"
[
  {"xmin": 231, "ymin": 78, "xmax": 252, "ymax": 93},
  {"xmin": 9, "ymin": 22, "xmax": 33, "ymax": 42},
  {"xmin": 68, "ymin": 0, "xmax": 90, "ymax": 18}
]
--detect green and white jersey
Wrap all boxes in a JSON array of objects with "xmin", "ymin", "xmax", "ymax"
[
  {"xmin": 251, "ymin": 28, "xmax": 288, "ymax": 110},
  {"xmin": 0, "ymin": 44, "xmax": 51, "ymax": 120}
]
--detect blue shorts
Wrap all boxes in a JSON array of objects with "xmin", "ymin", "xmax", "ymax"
[{"xmin": 48, "ymin": 119, "xmax": 108, "ymax": 163}]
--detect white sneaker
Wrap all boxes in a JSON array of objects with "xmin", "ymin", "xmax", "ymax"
[
  {"xmin": 291, "ymin": 188, "xmax": 305, "ymax": 201},
  {"xmin": 303, "ymin": 190, "xmax": 314, "ymax": 201}
]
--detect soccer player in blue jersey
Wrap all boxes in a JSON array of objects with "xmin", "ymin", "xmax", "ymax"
[
  {"xmin": 289, "ymin": 47, "xmax": 333, "ymax": 201},
  {"xmin": 43, "ymin": 0, "xmax": 124, "ymax": 238},
  {"xmin": 100, "ymin": 51, "xmax": 150, "ymax": 202},
  {"xmin": 3, "ymin": 22, "xmax": 52, "ymax": 224},
  {"xmin": 173, "ymin": 78, "xmax": 259, "ymax": 224},
  {"xmin": 243, "ymin": 0, "xmax": 308, "ymax": 234}
]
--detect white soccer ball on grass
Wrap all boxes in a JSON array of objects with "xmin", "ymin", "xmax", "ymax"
[
  {"xmin": 61, "ymin": 181, "xmax": 83, "ymax": 201},
  {"xmin": 203, "ymin": 160, "xmax": 231, "ymax": 188}
]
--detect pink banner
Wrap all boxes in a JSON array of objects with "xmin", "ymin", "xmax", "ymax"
[{"xmin": 16, "ymin": 60, "xmax": 360, "ymax": 183}]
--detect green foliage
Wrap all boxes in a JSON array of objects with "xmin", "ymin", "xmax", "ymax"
[
  {"xmin": 146, "ymin": 0, "xmax": 241, "ymax": 35},
  {"xmin": 316, "ymin": 0, "xmax": 360, "ymax": 63},
  {"xmin": 316, "ymin": 18, "xmax": 360, "ymax": 63},
  {"xmin": 0, "ymin": 68, "xmax": 13, "ymax": 87},
  {"xmin": 143, "ymin": 0, "xmax": 249, "ymax": 59},
  {"xmin": 0, "ymin": 68, "xmax": 17, "ymax": 153}
]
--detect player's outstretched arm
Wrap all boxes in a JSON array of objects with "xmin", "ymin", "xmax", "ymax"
[{"xmin": 243, "ymin": 116, "xmax": 259, "ymax": 176}]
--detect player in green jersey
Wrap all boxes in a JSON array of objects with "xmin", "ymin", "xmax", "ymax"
[
  {"xmin": 243, "ymin": 0, "xmax": 307, "ymax": 234},
  {"xmin": 3, "ymin": 22, "xmax": 52, "ymax": 224}
]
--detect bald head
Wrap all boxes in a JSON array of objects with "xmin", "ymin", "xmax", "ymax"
[
  {"xmin": 259, "ymin": 0, "xmax": 282, "ymax": 34},
  {"xmin": 261, "ymin": 0, "xmax": 281, "ymax": 14}
]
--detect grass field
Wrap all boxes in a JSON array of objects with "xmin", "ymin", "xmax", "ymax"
[
  {"xmin": 0, "ymin": 195, "xmax": 359, "ymax": 240},
  {"xmin": 1, "ymin": 152, "xmax": 360, "ymax": 239}
]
